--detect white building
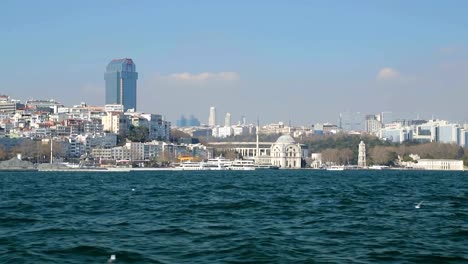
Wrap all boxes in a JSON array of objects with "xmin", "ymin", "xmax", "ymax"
[
  {"xmin": 413, "ymin": 159, "xmax": 464, "ymax": 171},
  {"xmin": 102, "ymin": 112, "xmax": 128, "ymax": 134},
  {"xmin": 365, "ymin": 114, "xmax": 382, "ymax": 134},
  {"xmin": 379, "ymin": 123, "xmax": 413, "ymax": 143},
  {"xmin": 208, "ymin": 106, "xmax": 216, "ymax": 127},
  {"xmin": 224, "ymin": 112, "xmax": 231, "ymax": 127},
  {"xmin": 310, "ymin": 153, "xmax": 323, "ymax": 169},
  {"xmin": 270, "ymin": 134, "xmax": 303, "ymax": 169}
]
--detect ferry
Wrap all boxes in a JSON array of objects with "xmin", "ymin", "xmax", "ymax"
[
  {"xmin": 326, "ymin": 165, "xmax": 345, "ymax": 171},
  {"xmin": 230, "ymin": 159, "xmax": 256, "ymax": 170},
  {"xmin": 206, "ymin": 157, "xmax": 232, "ymax": 169},
  {"xmin": 175, "ymin": 158, "xmax": 230, "ymax": 171},
  {"xmin": 254, "ymin": 164, "xmax": 280, "ymax": 170}
]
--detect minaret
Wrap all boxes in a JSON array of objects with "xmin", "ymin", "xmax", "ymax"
[
  {"xmin": 50, "ymin": 137, "xmax": 53, "ymax": 164},
  {"xmin": 358, "ymin": 141, "xmax": 366, "ymax": 167},
  {"xmin": 256, "ymin": 118, "xmax": 260, "ymax": 163}
]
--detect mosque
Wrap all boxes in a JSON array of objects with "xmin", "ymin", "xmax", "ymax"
[{"xmin": 270, "ymin": 134, "xmax": 304, "ymax": 168}]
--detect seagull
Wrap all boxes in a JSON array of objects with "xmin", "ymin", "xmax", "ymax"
[
  {"xmin": 415, "ymin": 201, "xmax": 423, "ymax": 209},
  {"xmin": 108, "ymin": 254, "xmax": 116, "ymax": 263},
  {"xmin": 131, "ymin": 188, "xmax": 135, "ymax": 192}
]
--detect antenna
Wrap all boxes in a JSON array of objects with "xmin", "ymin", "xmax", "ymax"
[{"xmin": 339, "ymin": 112, "xmax": 342, "ymax": 129}]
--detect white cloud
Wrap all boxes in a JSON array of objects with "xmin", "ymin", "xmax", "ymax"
[
  {"xmin": 438, "ymin": 45, "xmax": 463, "ymax": 55},
  {"xmin": 169, "ymin": 71, "xmax": 240, "ymax": 81},
  {"xmin": 376, "ymin": 67, "xmax": 400, "ymax": 81}
]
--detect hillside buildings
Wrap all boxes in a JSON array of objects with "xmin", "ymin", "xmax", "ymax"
[{"xmin": 378, "ymin": 119, "xmax": 467, "ymax": 147}]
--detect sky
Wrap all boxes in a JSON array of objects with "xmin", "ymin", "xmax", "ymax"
[{"xmin": 1, "ymin": 0, "xmax": 468, "ymax": 125}]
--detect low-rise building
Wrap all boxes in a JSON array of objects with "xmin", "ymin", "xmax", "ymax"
[{"xmin": 413, "ymin": 159, "xmax": 464, "ymax": 171}]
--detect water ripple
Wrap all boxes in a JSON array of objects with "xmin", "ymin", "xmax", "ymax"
[{"xmin": 0, "ymin": 170, "xmax": 467, "ymax": 263}]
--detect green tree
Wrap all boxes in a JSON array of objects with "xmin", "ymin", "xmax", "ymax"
[{"xmin": 127, "ymin": 125, "xmax": 149, "ymax": 142}]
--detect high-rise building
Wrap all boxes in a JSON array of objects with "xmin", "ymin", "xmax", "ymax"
[
  {"xmin": 224, "ymin": 112, "xmax": 231, "ymax": 127},
  {"xmin": 105, "ymin": 58, "xmax": 138, "ymax": 111},
  {"xmin": 365, "ymin": 114, "xmax": 382, "ymax": 134},
  {"xmin": 208, "ymin": 107, "xmax": 216, "ymax": 127}
]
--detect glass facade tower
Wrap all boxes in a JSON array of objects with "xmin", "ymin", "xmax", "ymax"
[{"xmin": 105, "ymin": 58, "xmax": 138, "ymax": 111}]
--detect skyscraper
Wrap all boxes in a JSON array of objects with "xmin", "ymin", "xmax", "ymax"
[
  {"xmin": 105, "ymin": 58, "xmax": 138, "ymax": 111},
  {"xmin": 225, "ymin": 112, "xmax": 231, "ymax": 127},
  {"xmin": 208, "ymin": 106, "xmax": 216, "ymax": 127}
]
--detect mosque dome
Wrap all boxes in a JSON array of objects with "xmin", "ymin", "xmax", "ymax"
[{"xmin": 275, "ymin": 134, "xmax": 296, "ymax": 144}]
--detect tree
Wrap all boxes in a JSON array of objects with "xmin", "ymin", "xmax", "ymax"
[
  {"xmin": 127, "ymin": 125, "xmax": 149, "ymax": 142},
  {"xmin": 0, "ymin": 145, "xmax": 8, "ymax": 160},
  {"xmin": 322, "ymin": 148, "xmax": 340, "ymax": 165},
  {"xmin": 369, "ymin": 146, "xmax": 398, "ymax": 165},
  {"xmin": 170, "ymin": 129, "xmax": 191, "ymax": 142}
]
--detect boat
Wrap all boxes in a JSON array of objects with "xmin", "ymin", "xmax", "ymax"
[
  {"xmin": 175, "ymin": 160, "xmax": 228, "ymax": 171},
  {"xmin": 206, "ymin": 156, "xmax": 232, "ymax": 170},
  {"xmin": 326, "ymin": 165, "xmax": 345, "ymax": 171},
  {"xmin": 174, "ymin": 161, "xmax": 207, "ymax": 170},
  {"xmin": 229, "ymin": 159, "xmax": 256, "ymax": 170},
  {"xmin": 254, "ymin": 163, "xmax": 280, "ymax": 170}
]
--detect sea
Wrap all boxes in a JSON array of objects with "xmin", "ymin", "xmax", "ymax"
[{"xmin": 0, "ymin": 170, "xmax": 467, "ymax": 263}]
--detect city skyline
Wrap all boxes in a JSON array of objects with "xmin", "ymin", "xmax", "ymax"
[{"xmin": 1, "ymin": 1, "xmax": 468, "ymax": 124}]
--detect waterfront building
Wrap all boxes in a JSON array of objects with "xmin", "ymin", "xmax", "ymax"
[
  {"xmin": 310, "ymin": 153, "xmax": 323, "ymax": 169},
  {"xmin": 358, "ymin": 141, "xmax": 366, "ymax": 167},
  {"xmin": 413, "ymin": 159, "xmax": 464, "ymax": 171},
  {"xmin": 270, "ymin": 134, "xmax": 304, "ymax": 169},
  {"xmin": 105, "ymin": 58, "xmax": 138, "ymax": 111},
  {"xmin": 208, "ymin": 107, "xmax": 216, "ymax": 127}
]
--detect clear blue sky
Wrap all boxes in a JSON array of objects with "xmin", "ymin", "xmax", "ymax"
[{"xmin": 1, "ymin": 0, "xmax": 468, "ymax": 124}]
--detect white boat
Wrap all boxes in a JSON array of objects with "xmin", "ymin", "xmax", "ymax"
[
  {"xmin": 326, "ymin": 165, "xmax": 345, "ymax": 171},
  {"xmin": 254, "ymin": 163, "xmax": 280, "ymax": 170},
  {"xmin": 175, "ymin": 161, "xmax": 211, "ymax": 171},
  {"xmin": 229, "ymin": 159, "xmax": 256, "ymax": 170},
  {"xmin": 175, "ymin": 159, "xmax": 228, "ymax": 171},
  {"xmin": 369, "ymin": 165, "xmax": 389, "ymax": 170},
  {"xmin": 206, "ymin": 157, "xmax": 232, "ymax": 170}
]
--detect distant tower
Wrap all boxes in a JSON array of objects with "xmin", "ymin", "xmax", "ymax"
[
  {"xmin": 224, "ymin": 112, "xmax": 231, "ymax": 127},
  {"xmin": 105, "ymin": 58, "xmax": 138, "ymax": 111},
  {"xmin": 208, "ymin": 106, "xmax": 216, "ymax": 127},
  {"xmin": 339, "ymin": 113, "xmax": 342, "ymax": 129},
  {"xmin": 241, "ymin": 115, "xmax": 246, "ymax": 125},
  {"xmin": 358, "ymin": 141, "xmax": 366, "ymax": 167}
]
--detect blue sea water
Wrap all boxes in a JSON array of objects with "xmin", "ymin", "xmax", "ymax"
[{"xmin": 0, "ymin": 170, "xmax": 467, "ymax": 263}]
